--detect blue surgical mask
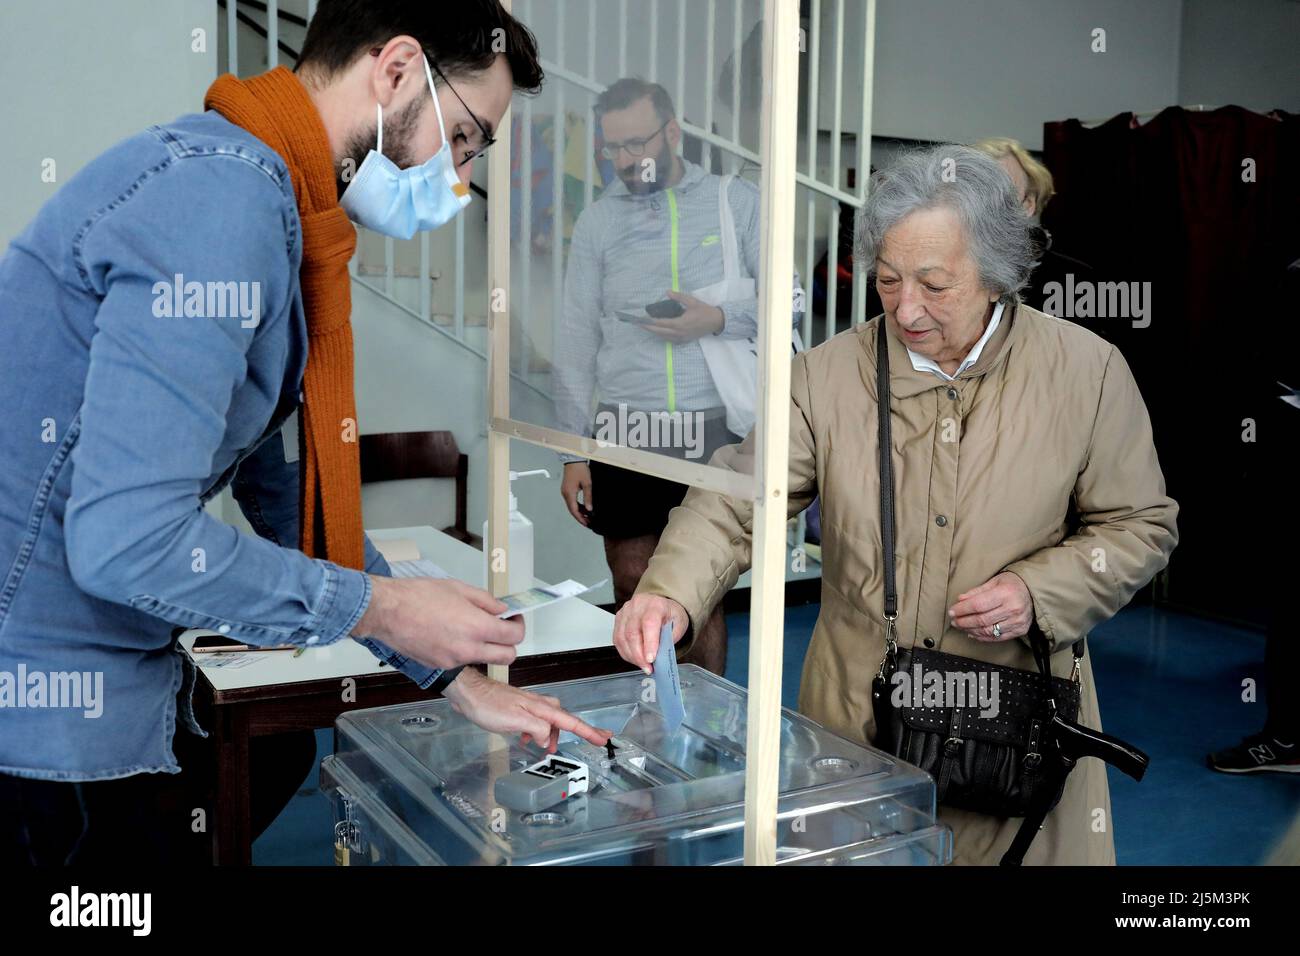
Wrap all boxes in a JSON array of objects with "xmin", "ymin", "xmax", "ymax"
[{"xmin": 339, "ymin": 56, "xmax": 472, "ymax": 239}]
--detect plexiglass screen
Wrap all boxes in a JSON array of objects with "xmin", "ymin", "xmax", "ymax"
[
  {"xmin": 499, "ymin": 0, "xmax": 812, "ymax": 496},
  {"xmin": 348, "ymin": 1, "xmax": 874, "ymax": 595}
]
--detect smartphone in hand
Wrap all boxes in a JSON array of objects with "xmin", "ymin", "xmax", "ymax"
[
  {"xmin": 645, "ymin": 298, "xmax": 686, "ymax": 318},
  {"xmin": 616, "ymin": 298, "xmax": 686, "ymax": 324}
]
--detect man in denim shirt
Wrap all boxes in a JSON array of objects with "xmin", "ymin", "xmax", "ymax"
[{"xmin": 0, "ymin": 0, "xmax": 608, "ymax": 864}]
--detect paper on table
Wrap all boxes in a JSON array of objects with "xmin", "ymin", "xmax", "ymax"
[
  {"xmin": 195, "ymin": 653, "xmax": 260, "ymax": 669},
  {"xmin": 374, "ymin": 537, "xmax": 421, "ymax": 563},
  {"xmin": 651, "ymin": 620, "xmax": 685, "ymax": 734},
  {"xmin": 496, "ymin": 579, "xmax": 607, "ymax": 619},
  {"xmin": 387, "ymin": 558, "xmax": 453, "ymax": 580}
]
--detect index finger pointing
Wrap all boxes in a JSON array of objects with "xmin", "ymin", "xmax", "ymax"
[{"xmin": 535, "ymin": 704, "xmax": 610, "ymax": 747}]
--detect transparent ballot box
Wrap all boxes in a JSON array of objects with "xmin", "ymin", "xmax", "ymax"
[{"xmin": 320, "ymin": 666, "xmax": 951, "ymax": 866}]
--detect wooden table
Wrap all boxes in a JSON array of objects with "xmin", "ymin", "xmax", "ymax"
[{"xmin": 181, "ymin": 526, "xmax": 629, "ymax": 865}]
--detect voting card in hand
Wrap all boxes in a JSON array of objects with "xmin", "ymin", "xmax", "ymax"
[
  {"xmin": 651, "ymin": 621, "xmax": 685, "ymax": 734},
  {"xmin": 496, "ymin": 579, "xmax": 607, "ymax": 619}
]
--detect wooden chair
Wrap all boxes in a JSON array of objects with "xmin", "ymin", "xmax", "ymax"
[{"xmin": 359, "ymin": 431, "xmax": 481, "ymax": 548}]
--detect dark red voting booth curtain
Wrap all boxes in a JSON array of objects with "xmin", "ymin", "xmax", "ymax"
[{"xmin": 1042, "ymin": 107, "xmax": 1300, "ymax": 625}]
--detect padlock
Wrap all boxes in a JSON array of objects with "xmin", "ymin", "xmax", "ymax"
[{"xmin": 334, "ymin": 819, "xmax": 359, "ymax": 867}]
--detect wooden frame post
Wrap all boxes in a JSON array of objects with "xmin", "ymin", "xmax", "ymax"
[
  {"xmin": 744, "ymin": 0, "xmax": 799, "ymax": 866},
  {"xmin": 485, "ymin": 0, "xmax": 514, "ymax": 684}
]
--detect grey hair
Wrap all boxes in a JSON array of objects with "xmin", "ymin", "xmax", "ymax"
[{"xmin": 853, "ymin": 144, "xmax": 1037, "ymax": 301}]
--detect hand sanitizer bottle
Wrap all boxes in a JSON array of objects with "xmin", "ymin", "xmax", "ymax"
[{"xmin": 483, "ymin": 469, "xmax": 550, "ymax": 595}]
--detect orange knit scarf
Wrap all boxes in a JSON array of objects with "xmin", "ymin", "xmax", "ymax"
[{"xmin": 205, "ymin": 67, "xmax": 365, "ymax": 570}]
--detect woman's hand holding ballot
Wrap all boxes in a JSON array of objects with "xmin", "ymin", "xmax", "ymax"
[{"xmin": 612, "ymin": 593, "xmax": 691, "ymax": 675}]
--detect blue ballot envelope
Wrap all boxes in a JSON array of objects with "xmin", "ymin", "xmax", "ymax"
[{"xmin": 651, "ymin": 621, "xmax": 685, "ymax": 734}]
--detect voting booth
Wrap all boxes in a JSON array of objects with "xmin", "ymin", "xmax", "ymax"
[{"xmin": 321, "ymin": 666, "xmax": 950, "ymax": 865}]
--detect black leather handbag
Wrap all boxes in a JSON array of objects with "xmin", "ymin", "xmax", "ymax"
[{"xmin": 867, "ymin": 320, "xmax": 1083, "ymax": 819}]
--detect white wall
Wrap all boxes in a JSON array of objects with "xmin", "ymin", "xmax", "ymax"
[
  {"xmin": 520, "ymin": 1, "xmax": 1188, "ymax": 160},
  {"xmin": 0, "ymin": 0, "xmax": 217, "ymax": 246},
  {"xmin": 870, "ymin": 0, "xmax": 1184, "ymax": 150},
  {"xmin": 1178, "ymin": 0, "xmax": 1300, "ymax": 113}
]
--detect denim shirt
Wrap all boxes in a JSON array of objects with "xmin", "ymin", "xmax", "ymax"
[{"xmin": 0, "ymin": 111, "xmax": 439, "ymax": 781}]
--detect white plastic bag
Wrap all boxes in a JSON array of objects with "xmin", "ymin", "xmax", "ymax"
[{"xmin": 692, "ymin": 175, "xmax": 800, "ymax": 438}]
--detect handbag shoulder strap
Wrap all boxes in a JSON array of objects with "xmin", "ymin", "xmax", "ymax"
[{"xmin": 876, "ymin": 322, "xmax": 899, "ymax": 646}]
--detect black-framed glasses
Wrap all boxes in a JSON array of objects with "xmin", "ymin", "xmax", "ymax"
[
  {"xmin": 368, "ymin": 48, "xmax": 497, "ymax": 168},
  {"xmin": 600, "ymin": 120, "xmax": 671, "ymax": 161},
  {"xmin": 427, "ymin": 58, "xmax": 497, "ymax": 167}
]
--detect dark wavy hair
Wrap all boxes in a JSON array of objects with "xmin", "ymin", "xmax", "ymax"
[{"xmin": 297, "ymin": 0, "xmax": 544, "ymax": 94}]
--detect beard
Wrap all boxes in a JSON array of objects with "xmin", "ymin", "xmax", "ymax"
[
  {"xmin": 618, "ymin": 138, "xmax": 676, "ymax": 195},
  {"xmin": 336, "ymin": 95, "xmax": 425, "ymax": 200}
]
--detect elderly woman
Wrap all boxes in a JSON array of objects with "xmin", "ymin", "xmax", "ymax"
[{"xmin": 611, "ymin": 145, "xmax": 1178, "ymax": 865}]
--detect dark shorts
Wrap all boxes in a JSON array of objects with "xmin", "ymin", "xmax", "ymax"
[{"xmin": 587, "ymin": 404, "xmax": 740, "ymax": 540}]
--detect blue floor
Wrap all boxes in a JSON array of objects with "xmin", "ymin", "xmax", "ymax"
[{"xmin": 255, "ymin": 603, "xmax": 1299, "ymax": 865}]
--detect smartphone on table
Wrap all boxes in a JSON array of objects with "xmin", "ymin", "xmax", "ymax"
[{"xmin": 191, "ymin": 634, "xmax": 295, "ymax": 653}]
